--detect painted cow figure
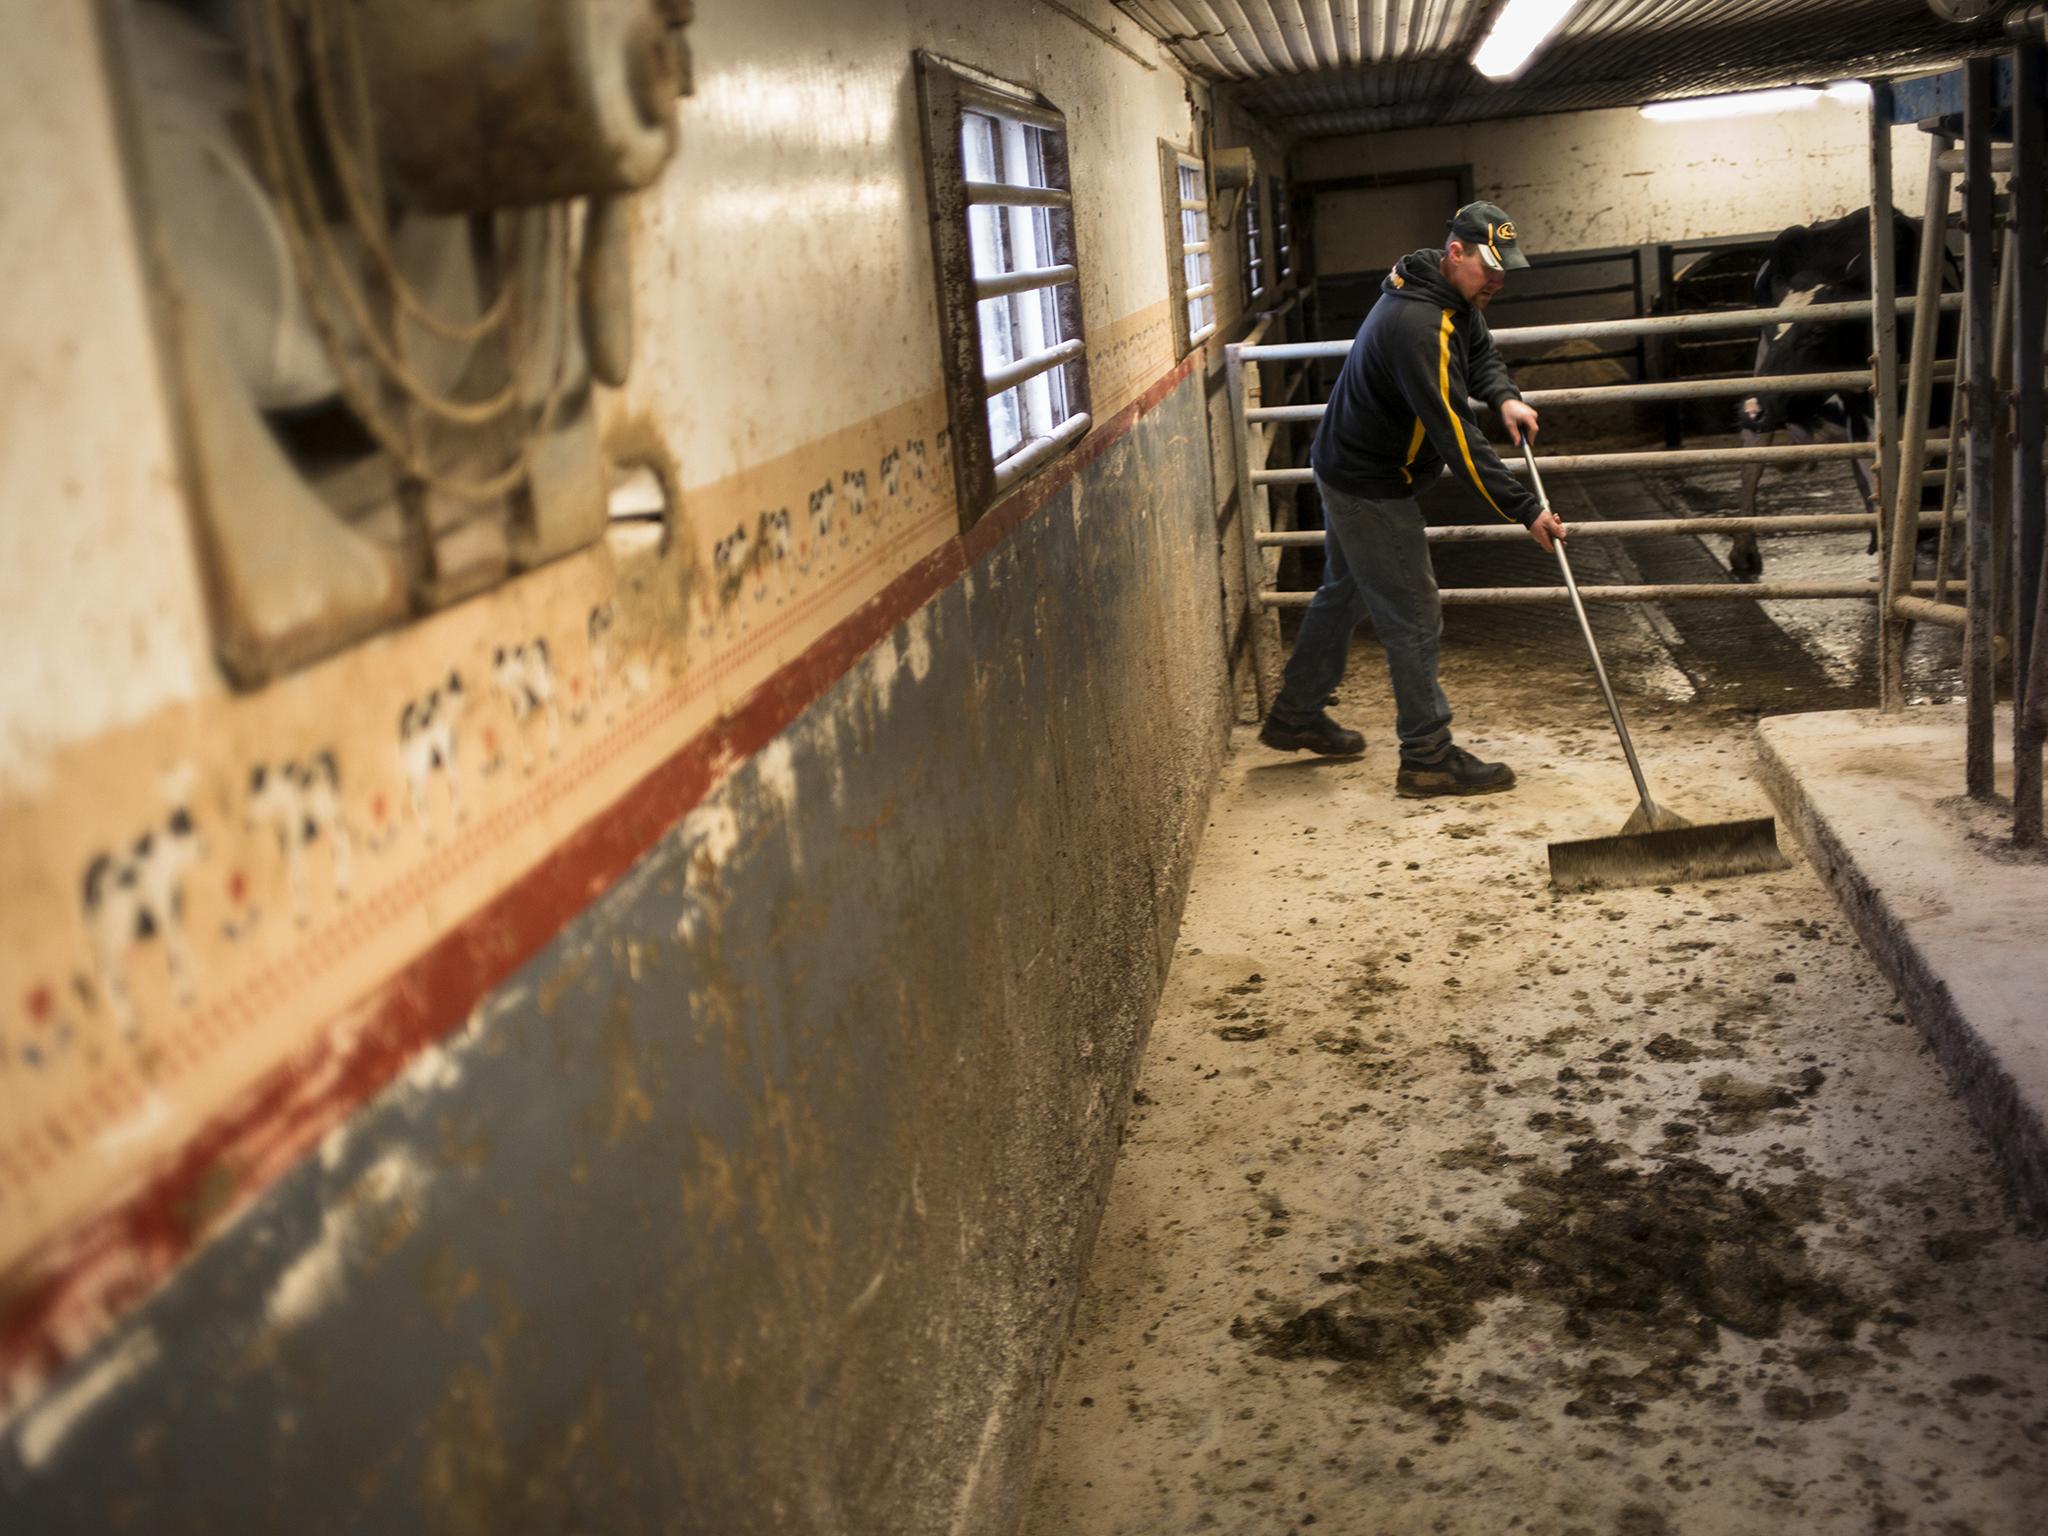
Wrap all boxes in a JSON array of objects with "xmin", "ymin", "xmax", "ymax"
[{"xmin": 1730, "ymin": 207, "xmax": 1956, "ymax": 579}]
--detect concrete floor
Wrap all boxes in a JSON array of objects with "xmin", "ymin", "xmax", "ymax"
[{"xmin": 1020, "ymin": 472, "xmax": 2047, "ymax": 1536}]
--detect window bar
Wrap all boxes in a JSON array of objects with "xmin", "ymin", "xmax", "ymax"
[
  {"xmin": 965, "ymin": 180, "xmax": 1072, "ymax": 208},
  {"xmin": 991, "ymin": 411, "xmax": 1093, "ymax": 492},
  {"xmin": 974, "ymin": 264, "xmax": 1078, "ymax": 302},
  {"xmin": 1186, "ymin": 281, "xmax": 1215, "ymax": 301},
  {"xmin": 984, "ymin": 337, "xmax": 1086, "ymax": 397},
  {"xmin": 1190, "ymin": 320, "xmax": 1217, "ymax": 346},
  {"xmin": 957, "ymin": 92, "xmax": 1066, "ymax": 135}
]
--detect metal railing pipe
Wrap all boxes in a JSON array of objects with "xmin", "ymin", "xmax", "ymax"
[
  {"xmin": 1242, "ymin": 367, "xmax": 1963, "ymax": 422},
  {"xmin": 1965, "ymin": 60, "xmax": 2000, "ymax": 795},
  {"xmin": 991, "ymin": 412, "xmax": 1091, "ymax": 493},
  {"xmin": 1883, "ymin": 134, "xmax": 1957, "ymax": 708},
  {"xmin": 1247, "ymin": 437, "xmax": 1953, "ymax": 485},
  {"xmin": 965, "ymin": 180, "xmax": 1071, "ymax": 208},
  {"xmin": 1254, "ymin": 512, "xmax": 1955, "ymax": 547},
  {"xmin": 974, "ymin": 264, "xmax": 1077, "ymax": 301},
  {"xmin": 2015, "ymin": 38, "xmax": 2048, "ymax": 842},
  {"xmin": 1935, "ymin": 145, "xmax": 2015, "ymax": 174},
  {"xmin": 1234, "ymin": 294, "xmax": 1965, "ymax": 361},
  {"xmin": 1895, "ymin": 595, "xmax": 2010, "ymax": 659},
  {"xmin": 1263, "ymin": 581, "xmax": 1905, "ymax": 608},
  {"xmin": 983, "ymin": 338, "xmax": 1085, "ymax": 396}
]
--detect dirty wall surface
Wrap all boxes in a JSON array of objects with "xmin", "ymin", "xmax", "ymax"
[
  {"xmin": 1, "ymin": 370, "xmax": 1230, "ymax": 1534},
  {"xmin": 1024, "ymin": 487, "xmax": 2047, "ymax": 1536},
  {"xmin": 0, "ymin": 0, "xmax": 1283, "ymax": 1526},
  {"xmin": 1291, "ymin": 94, "xmax": 1934, "ymax": 251}
]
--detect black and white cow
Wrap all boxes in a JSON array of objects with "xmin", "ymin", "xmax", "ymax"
[
  {"xmin": 491, "ymin": 638, "xmax": 560, "ymax": 765},
  {"xmin": 247, "ymin": 751, "xmax": 352, "ymax": 917},
  {"xmin": 1731, "ymin": 207, "xmax": 1956, "ymax": 578},
  {"xmin": 713, "ymin": 522, "xmax": 752, "ymax": 604},
  {"xmin": 82, "ymin": 799, "xmax": 203, "ymax": 1034},
  {"xmin": 399, "ymin": 671, "xmax": 466, "ymax": 832}
]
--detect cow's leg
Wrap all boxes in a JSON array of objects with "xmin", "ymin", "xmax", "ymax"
[
  {"xmin": 91, "ymin": 903, "xmax": 137, "ymax": 1038},
  {"xmin": 408, "ymin": 762, "xmax": 433, "ymax": 835},
  {"xmin": 329, "ymin": 816, "xmax": 353, "ymax": 899},
  {"xmin": 162, "ymin": 911, "xmax": 196, "ymax": 1006},
  {"xmin": 282, "ymin": 825, "xmax": 308, "ymax": 923},
  {"xmin": 1851, "ymin": 457, "xmax": 1881, "ymax": 554},
  {"xmin": 442, "ymin": 736, "xmax": 465, "ymax": 822},
  {"xmin": 1731, "ymin": 427, "xmax": 1773, "ymax": 579}
]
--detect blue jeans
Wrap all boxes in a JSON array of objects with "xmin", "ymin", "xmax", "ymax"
[{"xmin": 1273, "ymin": 480, "xmax": 1453, "ymax": 764}]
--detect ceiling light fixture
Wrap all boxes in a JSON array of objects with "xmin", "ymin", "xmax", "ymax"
[
  {"xmin": 1640, "ymin": 87, "xmax": 1825, "ymax": 123},
  {"xmin": 1470, "ymin": 0, "xmax": 1584, "ymax": 81},
  {"xmin": 1825, "ymin": 79, "xmax": 1874, "ymax": 104}
]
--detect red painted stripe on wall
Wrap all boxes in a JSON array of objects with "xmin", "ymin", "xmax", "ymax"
[{"xmin": 0, "ymin": 347, "xmax": 1209, "ymax": 1412}]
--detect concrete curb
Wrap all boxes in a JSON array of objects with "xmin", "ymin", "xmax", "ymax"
[{"xmin": 1756, "ymin": 711, "xmax": 2048, "ymax": 1226}]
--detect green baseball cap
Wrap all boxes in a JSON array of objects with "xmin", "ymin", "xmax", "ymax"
[{"xmin": 1449, "ymin": 201, "xmax": 1529, "ymax": 271}]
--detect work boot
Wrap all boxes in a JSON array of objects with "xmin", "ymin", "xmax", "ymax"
[
  {"xmin": 1258, "ymin": 710, "xmax": 1364, "ymax": 757},
  {"xmin": 1395, "ymin": 745, "xmax": 1516, "ymax": 798}
]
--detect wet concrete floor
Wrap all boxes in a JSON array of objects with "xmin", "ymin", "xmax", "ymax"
[{"xmin": 1020, "ymin": 468, "xmax": 2044, "ymax": 1535}]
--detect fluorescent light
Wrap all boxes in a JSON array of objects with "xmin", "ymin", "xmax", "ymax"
[
  {"xmin": 1470, "ymin": 0, "xmax": 1583, "ymax": 81},
  {"xmin": 1640, "ymin": 87, "xmax": 1824, "ymax": 123},
  {"xmin": 1825, "ymin": 79, "xmax": 1874, "ymax": 104}
]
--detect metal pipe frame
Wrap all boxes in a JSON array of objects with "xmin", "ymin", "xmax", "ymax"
[
  {"xmin": 1235, "ymin": 294, "xmax": 1965, "ymax": 361},
  {"xmin": 982, "ymin": 337, "xmax": 1084, "ymax": 396},
  {"xmin": 1935, "ymin": 145, "xmax": 2016, "ymax": 173},
  {"xmin": 1881, "ymin": 133, "xmax": 1957, "ymax": 711},
  {"xmin": 1965, "ymin": 60, "xmax": 2000, "ymax": 797},
  {"xmin": 974, "ymin": 263, "xmax": 1078, "ymax": 301},
  {"xmin": 964, "ymin": 180, "xmax": 1071, "ymax": 208},
  {"xmin": 1870, "ymin": 82, "xmax": 1907, "ymax": 712},
  {"xmin": 990, "ymin": 411, "xmax": 1091, "ymax": 493},
  {"xmin": 1249, "ymin": 438, "xmax": 1953, "ymax": 486},
  {"xmin": 1255, "ymin": 513, "xmax": 1954, "ymax": 547},
  {"xmin": 1223, "ymin": 337, "xmax": 1281, "ymax": 715},
  {"xmin": 2013, "ymin": 38, "xmax": 2046, "ymax": 842},
  {"xmin": 1242, "ymin": 370, "xmax": 1885, "ymax": 422},
  {"xmin": 1936, "ymin": 315, "xmax": 1967, "ymax": 603},
  {"xmin": 1259, "ymin": 582, "xmax": 1956, "ymax": 609}
]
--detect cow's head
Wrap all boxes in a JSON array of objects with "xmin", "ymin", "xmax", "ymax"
[
  {"xmin": 1737, "ymin": 221, "xmax": 1880, "ymax": 434},
  {"xmin": 1740, "ymin": 212, "xmax": 1932, "ymax": 436}
]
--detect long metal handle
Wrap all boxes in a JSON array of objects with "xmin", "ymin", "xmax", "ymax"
[{"xmin": 1519, "ymin": 439, "xmax": 1661, "ymax": 821}]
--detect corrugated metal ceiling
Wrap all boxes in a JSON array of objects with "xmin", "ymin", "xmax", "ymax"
[{"xmin": 1115, "ymin": 1, "xmax": 2009, "ymax": 138}]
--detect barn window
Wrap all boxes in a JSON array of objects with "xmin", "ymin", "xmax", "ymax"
[
  {"xmin": 914, "ymin": 53, "xmax": 1092, "ymax": 524},
  {"xmin": 1162, "ymin": 146, "xmax": 1216, "ymax": 354},
  {"xmin": 1244, "ymin": 174, "xmax": 1265, "ymax": 304}
]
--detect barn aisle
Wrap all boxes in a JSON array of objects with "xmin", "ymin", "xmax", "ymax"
[{"xmin": 1020, "ymin": 517, "xmax": 2045, "ymax": 1536}]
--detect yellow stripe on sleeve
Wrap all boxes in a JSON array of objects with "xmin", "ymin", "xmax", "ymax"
[
  {"xmin": 1399, "ymin": 417, "xmax": 1426, "ymax": 485},
  {"xmin": 1436, "ymin": 308, "xmax": 1514, "ymax": 524}
]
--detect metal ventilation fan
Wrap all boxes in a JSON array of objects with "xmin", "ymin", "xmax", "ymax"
[{"xmin": 122, "ymin": 0, "xmax": 689, "ymax": 681}]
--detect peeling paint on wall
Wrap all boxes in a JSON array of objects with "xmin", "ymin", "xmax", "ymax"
[{"xmin": 10, "ymin": 1330, "xmax": 158, "ymax": 1471}]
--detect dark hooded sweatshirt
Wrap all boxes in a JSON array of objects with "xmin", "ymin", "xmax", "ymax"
[{"xmin": 1309, "ymin": 248, "xmax": 1542, "ymax": 527}]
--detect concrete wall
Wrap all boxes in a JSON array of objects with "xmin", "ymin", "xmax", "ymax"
[
  {"xmin": 0, "ymin": 372, "xmax": 1226, "ymax": 1536},
  {"xmin": 0, "ymin": 1, "xmax": 1262, "ymax": 1528},
  {"xmin": 1292, "ymin": 94, "xmax": 1938, "ymax": 253}
]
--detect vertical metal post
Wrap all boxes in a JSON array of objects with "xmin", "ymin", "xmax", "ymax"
[
  {"xmin": 1225, "ymin": 342, "xmax": 1282, "ymax": 718},
  {"xmin": 1870, "ymin": 85, "xmax": 1907, "ymax": 711},
  {"xmin": 1964, "ymin": 59, "xmax": 1999, "ymax": 795},
  {"xmin": 1935, "ymin": 314, "xmax": 1967, "ymax": 605},
  {"xmin": 2012, "ymin": 39, "xmax": 2046, "ymax": 843},
  {"xmin": 1882, "ymin": 133, "xmax": 1956, "ymax": 709}
]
